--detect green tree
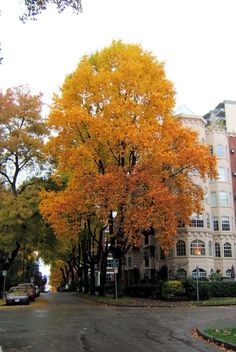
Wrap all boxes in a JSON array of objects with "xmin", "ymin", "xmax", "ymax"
[{"xmin": 0, "ymin": 86, "xmax": 49, "ymax": 294}]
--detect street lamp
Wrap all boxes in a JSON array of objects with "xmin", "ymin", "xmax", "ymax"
[
  {"xmin": 196, "ymin": 265, "xmax": 199, "ymax": 302},
  {"xmin": 2, "ymin": 269, "xmax": 7, "ymax": 299},
  {"xmin": 1, "ymin": 253, "xmax": 12, "ymax": 299}
]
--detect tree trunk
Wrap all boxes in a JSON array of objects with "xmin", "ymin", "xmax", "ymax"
[
  {"xmin": 83, "ymin": 265, "xmax": 89, "ymax": 294},
  {"xmin": 89, "ymin": 260, "xmax": 96, "ymax": 295},
  {"xmin": 98, "ymin": 253, "xmax": 108, "ymax": 296}
]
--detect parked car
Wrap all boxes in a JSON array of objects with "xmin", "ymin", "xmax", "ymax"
[
  {"xmin": 6, "ymin": 286, "xmax": 30, "ymax": 306},
  {"xmin": 17, "ymin": 283, "xmax": 36, "ymax": 301}
]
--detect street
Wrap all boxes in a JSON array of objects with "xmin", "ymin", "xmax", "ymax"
[{"xmin": 0, "ymin": 292, "xmax": 232, "ymax": 352}]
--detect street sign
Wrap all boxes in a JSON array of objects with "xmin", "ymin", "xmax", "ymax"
[
  {"xmin": 2, "ymin": 270, "xmax": 7, "ymax": 277},
  {"xmin": 114, "ymin": 267, "xmax": 118, "ymax": 274},
  {"xmin": 111, "ymin": 259, "xmax": 119, "ymax": 267}
]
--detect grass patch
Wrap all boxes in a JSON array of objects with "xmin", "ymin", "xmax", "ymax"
[
  {"xmin": 80, "ymin": 294, "xmax": 132, "ymax": 305},
  {"xmin": 205, "ymin": 328, "xmax": 236, "ymax": 344},
  {"xmin": 195, "ymin": 297, "xmax": 236, "ymax": 306}
]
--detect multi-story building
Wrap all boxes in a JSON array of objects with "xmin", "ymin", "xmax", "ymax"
[{"xmin": 123, "ymin": 106, "xmax": 236, "ymax": 285}]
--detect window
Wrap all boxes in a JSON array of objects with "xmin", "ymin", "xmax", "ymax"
[
  {"xmin": 222, "ymin": 216, "xmax": 230, "ymax": 231},
  {"xmin": 206, "ymin": 213, "xmax": 210, "ymax": 229},
  {"xmin": 211, "ymin": 192, "xmax": 217, "ymax": 206},
  {"xmin": 192, "ymin": 268, "xmax": 207, "ymax": 279},
  {"xmin": 107, "ymin": 259, "xmax": 113, "ymax": 267},
  {"xmin": 224, "ymin": 242, "xmax": 232, "ymax": 257},
  {"xmin": 209, "ymin": 145, "xmax": 214, "ymax": 156},
  {"xmin": 176, "ymin": 240, "xmax": 186, "ymax": 256},
  {"xmin": 144, "ymin": 234, "xmax": 149, "ymax": 245},
  {"xmin": 213, "ymin": 216, "xmax": 219, "ymax": 231},
  {"xmin": 150, "ymin": 246, "xmax": 155, "ymax": 258},
  {"xmin": 226, "ymin": 269, "xmax": 232, "ymax": 278},
  {"xmin": 218, "ymin": 167, "xmax": 227, "ymax": 181},
  {"xmin": 205, "ymin": 187, "xmax": 209, "ymax": 203},
  {"xmin": 208, "ymin": 241, "xmax": 213, "ymax": 256},
  {"xmin": 190, "ymin": 213, "xmax": 204, "ymax": 227},
  {"xmin": 216, "ymin": 144, "xmax": 224, "ymax": 158},
  {"xmin": 190, "ymin": 240, "xmax": 205, "ymax": 256},
  {"xmin": 219, "ymin": 191, "xmax": 229, "ymax": 206},
  {"xmin": 215, "ymin": 243, "xmax": 221, "ymax": 257},
  {"xmin": 160, "ymin": 248, "xmax": 165, "ymax": 260},
  {"xmin": 106, "ymin": 274, "xmax": 113, "ymax": 282}
]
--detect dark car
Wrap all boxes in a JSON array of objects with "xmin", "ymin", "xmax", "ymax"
[
  {"xmin": 6, "ymin": 286, "xmax": 30, "ymax": 306},
  {"xmin": 17, "ymin": 283, "xmax": 36, "ymax": 301}
]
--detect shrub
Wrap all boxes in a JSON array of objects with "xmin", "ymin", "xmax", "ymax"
[
  {"xmin": 208, "ymin": 280, "xmax": 236, "ymax": 297},
  {"xmin": 182, "ymin": 278, "xmax": 210, "ymax": 300},
  {"xmin": 209, "ymin": 272, "xmax": 222, "ymax": 282},
  {"xmin": 161, "ymin": 280, "xmax": 185, "ymax": 299}
]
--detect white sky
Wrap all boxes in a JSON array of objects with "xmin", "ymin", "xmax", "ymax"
[{"xmin": 1, "ymin": 0, "xmax": 236, "ymax": 116}]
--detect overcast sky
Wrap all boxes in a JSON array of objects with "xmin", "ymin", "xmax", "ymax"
[{"xmin": 1, "ymin": 0, "xmax": 236, "ymax": 116}]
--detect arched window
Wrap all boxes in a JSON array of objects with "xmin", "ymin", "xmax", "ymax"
[
  {"xmin": 192, "ymin": 268, "xmax": 207, "ymax": 279},
  {"xmin": 190, "ymin": 240, "xmax": 205, "ymax": 256},
  {"xmin": 208, "ymin": 241, "xmax": 213, "ymax": 256},
  {"xmin": 215, "ymin": 243, "xmax": 221, "ymax": 257},
  {"xmin": 176, "ymin": 240, "xmax": 186, "ymax": 256},
  {"xmin": 216, "ymin": 144, "xmax": 224, "ymax": 158},
  {"xmin": 176, "ymin": 268, "xmax": 187, "ymax": 279},
  {"xmin": 224, "ymin": 242, "xmax": 232, "ymax": 257}
]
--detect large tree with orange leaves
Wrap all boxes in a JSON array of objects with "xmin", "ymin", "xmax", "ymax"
[{"xmin": 40, "ymin": 41, "xmax": 217, "ymax": 294}]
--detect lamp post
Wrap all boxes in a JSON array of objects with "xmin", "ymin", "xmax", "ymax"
[
  {"xmin": 196, "ymin": 265, "xmax": 199, "ymax": 302},
  {"xmin": 2, "ymin": 269, "xmax": 7, "ymax": 298},
  {"xmin": 1, "ymin": 253, "xmax": 11, "ymax": 298}
]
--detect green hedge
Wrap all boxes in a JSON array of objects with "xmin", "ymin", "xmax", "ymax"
[
  {"xmin": 183, "ymin": 278, "xmax": 236, "ymax": 300},
  {"xmin": 124, "ymin": 279, "xmax": 236, "ymax": 300}
]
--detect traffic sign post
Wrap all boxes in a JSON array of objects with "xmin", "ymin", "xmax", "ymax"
[
  {"xmin": 111, "ymin": 259, "xmax": 119, "ymax": 267},
  {"xmin": 111, "ymin": 259, "xmax": 119, "ymax": 299}
]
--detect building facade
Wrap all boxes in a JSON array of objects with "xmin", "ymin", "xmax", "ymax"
[{"xmin": 123, "ymin": 108, "xmax": 236, "ymax": 285}]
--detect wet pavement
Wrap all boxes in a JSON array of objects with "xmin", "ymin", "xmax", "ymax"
[{"xmin": 0, "ymin": 292, "xmax": 235, "ymax": 351}]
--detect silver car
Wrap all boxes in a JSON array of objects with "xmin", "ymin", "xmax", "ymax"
[{"xmin": 6, "ymin": 286, "xmax": 30, "ymax": 305}]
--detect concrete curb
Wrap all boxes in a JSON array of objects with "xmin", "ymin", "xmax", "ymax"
[{"xmin": 196, "ymin": 327, "xmax": 236, "ymax": 351}]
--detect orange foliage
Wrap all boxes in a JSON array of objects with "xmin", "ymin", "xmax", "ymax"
[{"xmin": 40, "ymin": 41, "xmax": 217, "ymax": 253}]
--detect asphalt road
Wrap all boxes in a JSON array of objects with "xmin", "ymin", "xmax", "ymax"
[{"xmin": 0, "ymin": 292, "xmax": 234, "ymax": 352}]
